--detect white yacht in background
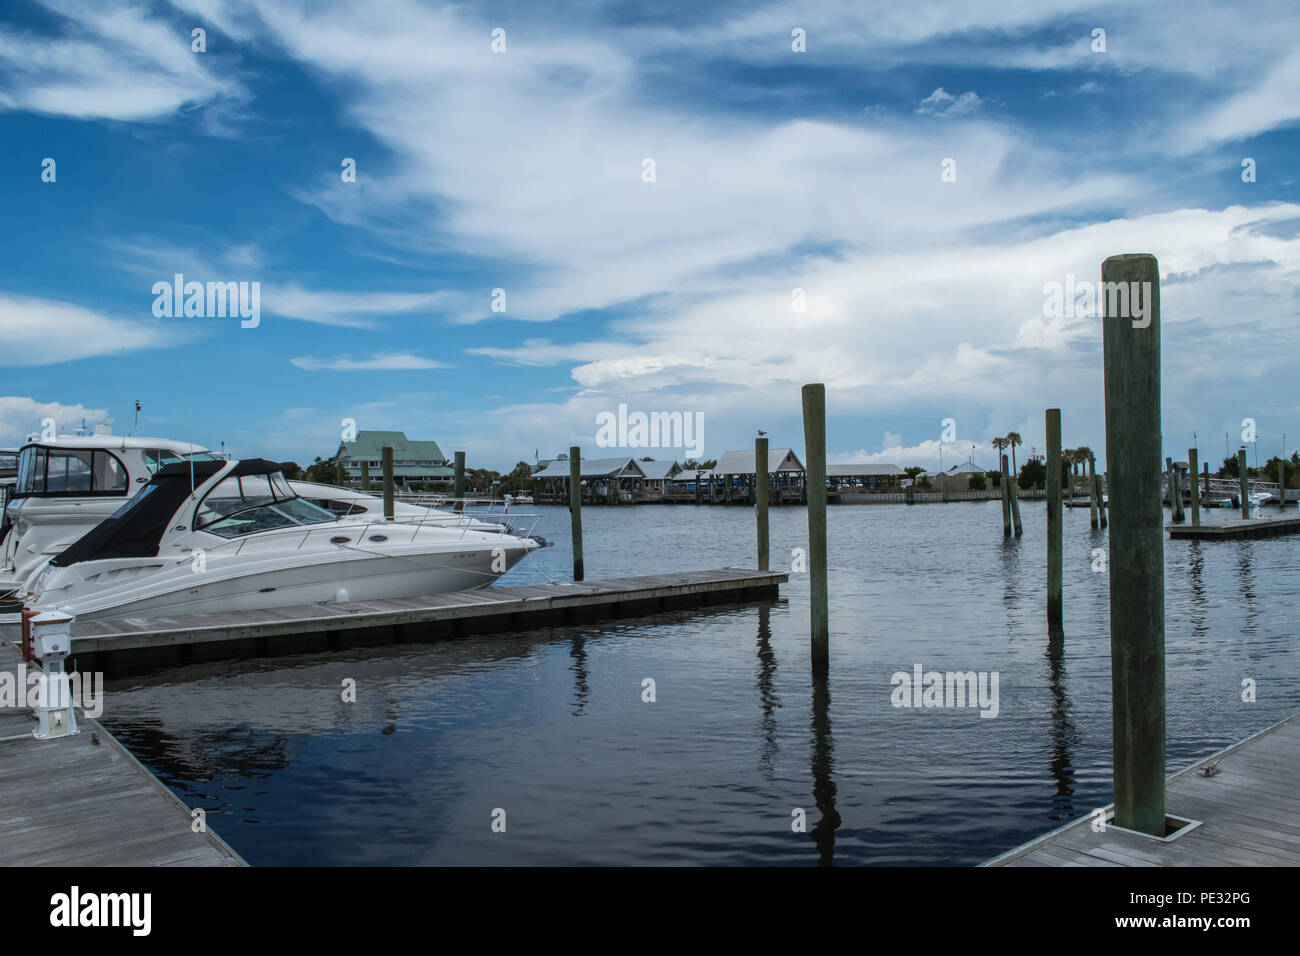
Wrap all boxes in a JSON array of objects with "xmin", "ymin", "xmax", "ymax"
[
  {"xmin": 0, "ymin": 429, "xmax": 215, "ymax": 610},
  {"xmin": 27, "ymin": 458, "xmax": 538, "ymax": 621}
]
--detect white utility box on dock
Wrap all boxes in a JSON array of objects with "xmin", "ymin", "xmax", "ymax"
[{"xmin": 30, "ymin": 610, "xmax": 79, "ymax": 740}]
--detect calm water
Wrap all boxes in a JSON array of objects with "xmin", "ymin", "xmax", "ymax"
[{"xmin": 101, "ymin": 501, "xmax": 1299, "ymax": 865}]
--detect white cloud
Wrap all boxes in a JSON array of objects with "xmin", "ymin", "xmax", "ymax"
[
  {"xmin": 0, "ymin": 294, "xmax": 174, "ymax": 366},
  {"xmin": 290, "ymin": 353, "xmax": 449, "ymax": 371},
  {"xmin": 0, "ymin": 396, "xmax": 108, "ymax": 447},
  {"xmin": 0, "ymin": 0, "xmax": 244, "ymax": 122},
  {"xmin": 916, "ymin": 87, "xmax": 984, "ymax": 116}
]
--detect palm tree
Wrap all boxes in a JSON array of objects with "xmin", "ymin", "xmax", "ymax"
[{"xmin": 1006, "ymin": 432, "xmax": 1022, "ymax": 477}]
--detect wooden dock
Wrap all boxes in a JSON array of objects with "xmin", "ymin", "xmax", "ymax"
[
  {"xmin": 1168, "ymin": 515, "xmax": 1300, "ymax": 540},
  {"xmin": 985, "ymin": 713, "xmax": 1300, "ymax": 866},
  {"xmin": 0, "ymin": 568, "xmax": 787, "ymax": 672},
  {"xmin": 0, "ymin": 647, "xmax": 245, "ymax": 865}
]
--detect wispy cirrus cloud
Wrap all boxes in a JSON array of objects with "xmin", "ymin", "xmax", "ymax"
[
  {"xmin": 290, "ymin": 352, "xmax": 449, "ymax": 371},
  {"xmin": 0, "ymin": 0, "xmax": 244, "ymax": 123},
  {"xmin": 0, "ymin": 293, "xmax": 177, "ymax": 365}
]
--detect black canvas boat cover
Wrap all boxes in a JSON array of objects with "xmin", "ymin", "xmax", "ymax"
[{"xmin": 49, "ymin": 459, "xmax": 285, "ymax": 566}]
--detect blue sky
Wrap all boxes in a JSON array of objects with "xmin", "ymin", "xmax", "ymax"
[{"xmin": 2, "ymin": 0, "xmax": 1298, "ymax": 472}]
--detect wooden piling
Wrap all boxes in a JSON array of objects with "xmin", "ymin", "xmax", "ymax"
[
  {"xmin": 802, "ymin": 384, "xmax": 829, "ymax": 677},
  {"xmin": 1046, "ymin": 408, "xmax": 1063, "ymax": 626},
  {"xmin": 360, "ymin": 460, "xmax": 370, "ymax": 492},
  {"xmin": 1009, "ymin": 461, "xmax": 1023, "ymax": 536},
  {"xmin": 756, "ymin": 437, "xmax": 770, "ymax": 571},
  {"xmin": 1188, "ymin": 448, "xmax": 1200, "ymax": 526},
  {"xmin": 1101, "ymin": 252, "xmax": 1165, "ymax": 837},
  {"xmin": 454, "ymin": 450, "xmax": 466, "ymax": 513},
  {"xmin": 1089, "ymin": 456, "xmax": 1100, "ymax": 529},
  {"xmin": 1279, "ymin": 457, "xmax": 1286, "ymax": 512},
  {"xmin": 1000, "ymin": 454, "xmax": 1012, "ymax": 536},
  {"xmin": 335, "ymin": 461, "xmax": 344, "ymax": 487},
  {"xmin": 1238, "ymin": 449, "xmax": 1249, "ymax": 519},
  {"xmin": 1097, "ymin": 470, "xmax": 1108, "ymax": 528},
  {"xmin": 1168, "ymin": 457, "xmax": 1185, "ymax": 523},
  {"xmin": 381, "ymin": 444, "xmax": 395, "ymax": 519},
  {"xmin": 569, "ymin": 446, "xmax": 584, "ymax": 582}
]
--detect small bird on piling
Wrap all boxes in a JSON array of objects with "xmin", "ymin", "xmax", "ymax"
[{"xmin": 757, "ymin": 429, "xmax": 767, "ymax": 436}]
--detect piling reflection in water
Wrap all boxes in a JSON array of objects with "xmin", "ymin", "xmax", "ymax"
[
  {"xmin": 1045, "ymin": 625, "xmax": 1078, "ymax": 821},
  {"xmin": 754, "ymin": 604, "xmax": 780, "ymax": 776},
  {"xmin": 570, "ymin": 634, "xmax": 589, "ymax": 717},
  {"xmin": 1188, "ymin": 541, "xmax": 1209, "ymax": 636},
  {"xmin": 1236, "ymin": 543, "xmax": 1258, "ymax": 638},
  {"xmin": 809, "ymin": 675, "xmax": 840, "ymax": 865}
]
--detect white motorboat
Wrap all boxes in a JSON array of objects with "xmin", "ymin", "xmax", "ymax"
[
  {"xmin": 26, "ymin": 458, "xmax": 538, "ymax": 621},
  {"xmin": 289, "ymin": 480, "xmax": 511, "ymax": 533},
  {"xmin": 0, "ymin": 432, "xmax": 215, "ymax": 609}
]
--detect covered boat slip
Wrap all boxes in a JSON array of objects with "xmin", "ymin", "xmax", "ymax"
[{"xmin": 1, "ymin": 568, "xmax": 788, "ymax": 673}]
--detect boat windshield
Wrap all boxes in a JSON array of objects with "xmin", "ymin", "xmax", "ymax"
[
  {"xmin": 195, "ymin": 472, "xmax": 338, "ymax": 539},
  {"xmin": 145, "ymin": 449, "xmax": 220, "ymax": 474}
]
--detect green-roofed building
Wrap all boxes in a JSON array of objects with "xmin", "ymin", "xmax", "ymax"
[{"xmin": 334, "ymin": 430, "xmax": 456, "ymax": 488}]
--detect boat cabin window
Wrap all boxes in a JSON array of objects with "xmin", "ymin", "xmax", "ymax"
[
  {"xmin": 194, "ymin": 471, "xmax": 338, "ymax": 539},
  {"xmin": 307, "ymin": 498, "xmax": 367, "ymax": 517},
  {"xmin": 145, "ymin": 449, "xmax": 219, "ymax": 474},
  {"xmin": 14, "ymin": 447, "xmax": 130, "ymax": 497}
]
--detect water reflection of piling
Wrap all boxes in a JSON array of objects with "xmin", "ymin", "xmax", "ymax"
[
  {"xmin": 1188, "ymin": 541, "xmax": 1208, "ymax": 635},
  {"xmin": 808, "ymin": 675, "xmax": 839, "ymax": 866},
  {"xmin": 754, "ymin": 604, "xmax": 779, "ymax": 774},
  {"xmin": 569, "ymin": 634, "xmax": 589, "ymax": 716},
  {"xmin": 1044, "ymin": 626, "xmax": 1078, "ymax": 822}
]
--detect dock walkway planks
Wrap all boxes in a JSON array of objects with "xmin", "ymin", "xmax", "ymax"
[
  {"xmin": 0, "ymin": 568, "xmax": 786, "ymax": 670},
  {"xmin": 985, "ymin": 713, "xmax": 1300, "ymax": 866},
  {"xmin": 0, "ymin": 646, "xmax": 245, "ymax": 866},
  {"xmin": 1168, "ymin": 514, "xmax": 1300, "ymax": 540}
]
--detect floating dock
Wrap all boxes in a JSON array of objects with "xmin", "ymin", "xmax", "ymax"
[
  {"xmin": 1168, "ymin": 515, "xmax": 1300, "ymax": 540},
  {"xmin": 985, "ymin": 713, "xmax": 1299, "ymax": 866},
  {"xmin": 0, "ymin": 645, "xmax": 244, "ymax": 865},
  {"xmin": 0, "ymin": 568, "xmax": 787, "ymax": 672}
]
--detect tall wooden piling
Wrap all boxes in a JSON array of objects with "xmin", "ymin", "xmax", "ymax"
[
  {"xmin": 1009, "ymin": 462, "xmax": 1023, "ymax": 536},
  {"xmin": 1238, "ymin": 449, "xmax": 1249, "ymax": 519},
  {"xmin": 1279, "ymin": 457, "xmax": 1286, "ymax": 512},
  {"xmin": 335, "ymin": 461, "xmax": 344, "ymax": 487},
  {"xmin": 1175, "ymin": 457, "xmax": 1185, "ymax": 522},
  {"xmin": 756, "ymin": 437, "xmax": 770, "ymax": 571},
  {"xmin": 802, "ymin": 384, "xmax": 829, "ymax": 677},
  {"xmin": 569, "ymin": 446, "xmax": 584, "ymax": 582},
  {"xmin": 381, "ymin": 444, "xmax": 395, "ymax": 519},
  {"xmin": 453, "ymin": 450, "xmax": 466, "ymax": 513},
  {"xmin": 1046, "ymin": 408, "xmax": 1063, "ymax": 626},
  {"xmin": 1000, "ymin": 454, "xmax": 1012, "ymax": 536},
  {"xmin": 1089, "ymin": 456, "xmax": 1100, "ymax": 529},
  {"xmin": 1097, "ymin": 471, "xmax": 1108, "ymax": 528},
  {"xmin": 1101, "ymin": 252, "xmax": 1165, "ymax": 837},
  {"xmin": 1188, "ymin": 448, "xmax": 1200, "ymax": 526},
  {"xmin": 360, "ymin": 460, "xmax": 370, "ymax": 492}
]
